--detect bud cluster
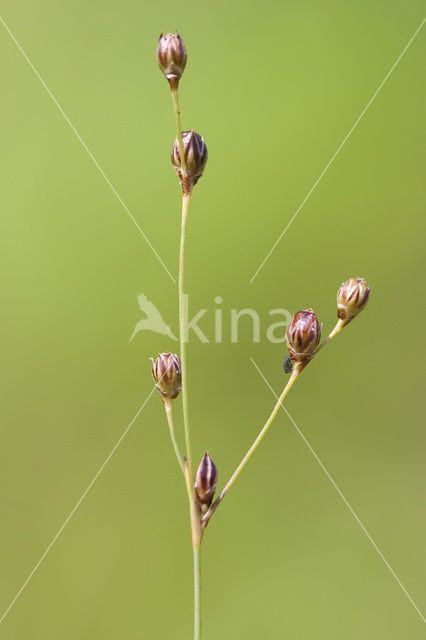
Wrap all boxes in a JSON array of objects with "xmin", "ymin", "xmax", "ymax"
[
  {"xmin": 152, "ymin": 352, "xmax": 182, "ymax": 400},
  {"xmin": 285, "ymin": 279, "xmax": 370, "ymax": 371},
  {"xmin": 153, "ymin": 34, "xmax": 372, "ymax": 564},
  {"xmin": 171, "ymin": 130, "xmax": 208, "ymax": 194},
  {"xmin": 157, "ymin": 31, "xmax": 208, "ymax": 193}
]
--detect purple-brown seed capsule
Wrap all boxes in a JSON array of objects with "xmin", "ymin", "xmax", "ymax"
[
  {"xmin": 157, "ymin": 32, "xmax": 187, "ymax": 89},
  {"xmin": 171, "ymin": 129, "xmax": 208, "ymax": 194},
  {"xmin": 286, "ymin": 308, "xmax": 321, "ymax": 365},
  {"xmin": 337, "ymin": 278, "xmax": 370, "ymax": 326},
  {"xmin": 151, "ymin": 352, "xmax": 182, "ymax": 400},
  {"xmin": 194, "ymin": 452, "xmax": 218, "ymax": 512}
]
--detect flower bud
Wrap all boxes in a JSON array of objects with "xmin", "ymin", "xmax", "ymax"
[
  {"xmin": 194, "ymin": 452, "xmax": 218, "ymax": 512},
  {"xmin": 157, "ymin": 32, "xmax": 187, "ymax": 88},
  {"xmin": 171, "ymin": 130, "xmax": 208, "ymax": 193},
  {"xmin": 286, "ymin": 308, "xmax": 321, "ymax": 365},
  {"xmin": 337, "ymin": 278, "xmax": 370, "ymax": 326},
  {"xmin": 151, "ymin": 352, "xmax": 182, "ymax": 400}
]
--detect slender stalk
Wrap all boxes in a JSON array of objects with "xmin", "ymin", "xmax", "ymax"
[
  {"xmin": 202, "ymin": 318, "xmax": 345, "ymax": 528},
  {"xmin": 202, "ymin": 317, "xmax": 348, "ymax": 528},
  {"xmin": 171, "ymin": 87, "xmax": 186, "ymax": 172},
  {"xmin": 179, "ymin": 193, "xmax": 192, "ymax": 474},
  {"xmin": 316, "ymin": 318, "xmax": 346, "ymax": 353},
  {"xmin": 183, "ymin": 460, "xmax": 203, "ymax": 640},
  {"xmin": 170, "ymin": 78, "xmax": 199, "ymax": 640},
  {"xmin": 171, "ymin": 82, "xmax": 192, "ymax": 474},
  {"xmin": 326, "ymin": 318, "xmax": 345, "ymax": 342},
  {"xmin": 183, "ymin": 460, "xmax": 202, "ymax": 548},
  {"xmin": 202, "ymin": 366, "xmax": 301, "ymax": 528},
  {"xmin": 193, "ymin": 547, "xmax": 201, "ymax": 640},
  {"xmin": 163, "ymin": 398, "xmax": 184, "ymax": 473},
  {"xmin": 165, "ymin": 395, "xmax": 203, "ymax": 640}
]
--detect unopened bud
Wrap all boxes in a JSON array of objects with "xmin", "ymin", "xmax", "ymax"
[
  {"xmin": 157, "ymin": 32, "xmax": 187, "ymax": 89},
  {"xmin": 151, "ymin": 352, "xmax": 182, "ymax": 400},
  {"xmin": 171, "ymin": 130, "xmax": 208, "ymax": 194},
  {"xmin": 286, "ymin": 308, "xmax": 321, "ymax": 366},
  {"xmin": 337, "ymin": 278, "xmax": 370, "ymax": 326},
  {"xmin": 194, "ymin": 452, "xmax": 218, "ymax": 513}
]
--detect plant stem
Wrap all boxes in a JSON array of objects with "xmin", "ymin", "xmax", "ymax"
[
  {"xmin": 193, "ymin": 546, "xmax": 201, "ymax": 640},
  {"xmin": 326, "ymin": 318, "xmax": 345, "ymax": 341},
  {"xmin": 172, "ymin": 82, "xmax": 192, "ymax": 474},
  {"xmin": 179, "ymin": 193, "xmax": 192, "ymax": 474},
  {"xmin": 171, "ymin": 87, "xmax": 186, "ymax": 172},
  {"xmin": 202, "ymin": 318, "xmax": 346, "ymax": 528},
  {"xmin": 170, "ymin": 80, "xmax": 199, "ymax": 639},
  {"xmin": 163, "ymin": 398, "xmax": 184, "ymax": 473},
  {"xmin": 166, "ymin": 400, "xmax": 202, "ymax": 640},
  {"xmin": 183, "ymin": 460, "xmax": 203, "ymax": 640},
  {"xmin": 183, "ymin": 460, "xmax": 202, "ymax": 547},
  {"xmin": 202, "ymin": 366, "xmax": 301, "ymax": 527},
  {"xmin": 316, "ymin": 318, "xmax": 346, "ymax": 353}
]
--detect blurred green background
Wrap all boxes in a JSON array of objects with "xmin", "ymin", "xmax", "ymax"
[{"xmin": 0, "ymin": 1, "xmax": 425, "ymax": 638}]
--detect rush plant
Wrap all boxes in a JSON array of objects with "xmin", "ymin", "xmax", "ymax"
[{"xmin": 154, "ymin": 31, "xmax": 370, "ymax": 640}]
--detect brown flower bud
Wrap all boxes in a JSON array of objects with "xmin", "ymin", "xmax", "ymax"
[
  {"xmin": 151, "ymin": 352, "xmax": 182, "ymax": 400},
  {"xmin": 157, "ymin": 32, "xmax": 187, "ymax": 88},
  {"xmin": 171, "ymin": 130, "xmax": 208, "ymax": 194},
  {"xmin": 337, "ymin": 278, "xmax": 370, "ymax": 326},
  {"xmin": 194, "ymin": 452, "xmax": 218, "ymax": 513},
  {"xmin": 286, "ymin": 308, "xmax": 321, "ymax": 365}
]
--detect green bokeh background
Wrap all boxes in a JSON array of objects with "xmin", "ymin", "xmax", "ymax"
[{"xmin": 0, "ymin": 1, "xmax": 425, "ymax": 638}]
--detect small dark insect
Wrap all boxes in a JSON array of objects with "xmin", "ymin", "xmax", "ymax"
[{"xmin": 283, "ymin": 355, "xmax": 293, "ymax": 374}]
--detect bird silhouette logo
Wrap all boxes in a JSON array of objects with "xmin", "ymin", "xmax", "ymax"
[{"xmin": 129, "ymin": 294, "xmax": 178, "ymax": 342}]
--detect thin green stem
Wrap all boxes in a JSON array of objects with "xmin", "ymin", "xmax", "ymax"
[
  {"xmin": 316, "ymin": 318, "xmax": 346, "ymax": 353},
  {"xmin": 183, "ymin": 460, "xmax": 203, "ymax": 640},
  {"xmin": 179, "ymin": 193, "xmax": 192, "ymax": 475},
  {"xmin": 170, "ymin": 81, "xmax": 199, "ymax": 639},
  {"xmin": 171, "ymin": 87, "xmax": 186, "ymax": 173},
  {"xmin": 163, "ymin": 398, "xmax": 184, "ymax": 473},
  {"xmin": 326, "ymin": 318, "xmax": 346, "ymax": 341},
  {"xmin": 193, "ymin": 546, "xmax": 201, "ymax": 640},
  {"xmin": 202, "ymin": 366, "xmax": 301, "ymax": 527},
  {"xmin": 183, "ymin": 460, "xmax": 203, "ymax": 547}
]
